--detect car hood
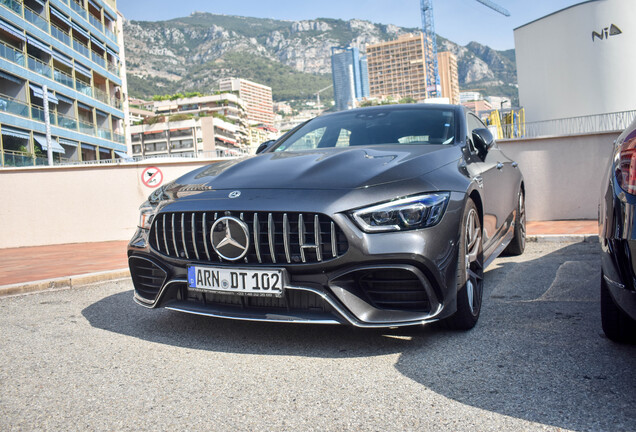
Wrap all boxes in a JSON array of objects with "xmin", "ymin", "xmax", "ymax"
[{"xmin": 175, "ymin": 145, "xmax": 461, "ymax": 191}]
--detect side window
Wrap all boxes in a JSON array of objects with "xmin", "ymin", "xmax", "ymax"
[{"xmin": 335, "ymin": 129, "xmax": 351, "ymax": 147}]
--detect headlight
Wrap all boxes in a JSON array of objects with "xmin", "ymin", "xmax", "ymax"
[{"xmin": 350, "ymin": 193, "xmax": 450, "ymax": 232}]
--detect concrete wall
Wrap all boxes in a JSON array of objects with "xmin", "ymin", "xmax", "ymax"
[
  {"xmin": 0, "ymin": 132, "xmax": 621, "ymax": 248},
  {"xmin": 0, "ymin": 159, "xmax": 218, "ymax": 249},
  {"xmin": 515, "ymin": 0, "xmax": 636, "ymax": 123},
  {"xmin": 499, "ymin": 131, "xmax": 619, "ymax": 221}
]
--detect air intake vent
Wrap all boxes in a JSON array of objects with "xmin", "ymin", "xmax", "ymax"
[
  {"xmin": 358, "ymin": 269, "xmax": 431, "ymax": 312},
  {"xmin": 149, "ymin": 211, "xmax": 348, "ymax": 265},
  {"xmin": 129, "ymin": 256, "xmax": 167, "ymax": 301}
]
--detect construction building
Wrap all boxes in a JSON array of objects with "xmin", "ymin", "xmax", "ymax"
[
  {"xmin": 218, "ymin": 77, "xmax": 274, "ymax": 127},
  {"xmin": 366, "ymin": 33, "xmax": 459, "ymax": 104},
  {"xmin": 0, "ymin": 0, "xmax": 128, "ymax": 167},
  {"xmin": 330, "ymin": 46, "xmax": 369, "ymax": 111},
  {"xmin": 129, "ymin": 93, "xmax": 253, "ymax": 158}
]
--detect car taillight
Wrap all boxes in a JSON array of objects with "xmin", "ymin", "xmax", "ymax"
[{"xmin": 615, "ymin": 132, "xmax": 636, "ymax": 194}]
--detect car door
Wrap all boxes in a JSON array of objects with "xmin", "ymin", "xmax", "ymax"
[{"xmin": 464, "ymin": 112, "xmax": 517, "ymax": 256}]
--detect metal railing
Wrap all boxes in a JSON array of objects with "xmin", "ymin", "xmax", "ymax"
[
  {"xmin": 53, "ymin": 67, "xmax": 74, "ymax": 88},
  {"xmin": 31, "ymin": 105, "xmax": 56, "ymax": 124},
  {"xmin": 75, "ymin": 79, "xmax": 92, "ymax": 97},
  {"xmin": 57, "ymin": 112, "xmax": 78, "ymax": 130},
  {"xmin": 73, "ymin": 38, "xmax": 90, "ymax": 58},
  {"xmin": 107, "ymin": 61, "xmax": 119, "ymax": 75},
  {"xmin": 78, "ymin": 119, "xmax": 95, "ymax": 135},
  {"xmin": 89, "ymin": 13, "xmax": 103, "ymax": 32},
  {"xmin": 28, "ymin": 54, "xmax": 52, "ymax": 78},
  {"xmin": 24, "ymin": 4, "xmax": 48, "ymax": 32},
  {"xmin": 2, "ymin": 150, "xmax": 34, "ymax": 167},
  {"xmin": 70, "ymin": 0, "xmax": 87, "ymax": 19},
  {"xmin": 91, "ymin": 50, "xmax": 105, "ymax": 68},
  {"xmin": 93, "ymin": 86, "xmax": 109, "ymax": 104},
  {"xmin": 110, "ymin": 96, "xmax": 121, "ymax": 109},
  {"xmin": 502, "ymin": 110, "xmax": 636, "ymax": 139},
  {"xmin": 51, "ymin": 23, "xmax": 71, "ymax": 46},
  {"xmin": 0, "ymin": 40, "xmax": 25, "ymax": 66},
  {"xmin": 0, "ymin": 0, "xmax": 22, "ymax": 15},
  {"xmin": 96, "ymin": 127, "xmax": 111, "ymax": 140},
  {"xmin": 104, "ymin": 26, "xmax": 116, "ymax": 42},
  {"xmin": 0, "ymin": 93, "xmax": 29, "ymax": 117},
  {"xmin": 113, "ymin": 132, "xmax": 125, "ymax": 144}
]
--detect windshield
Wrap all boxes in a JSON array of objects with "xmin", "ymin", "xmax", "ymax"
[{"xmin": 274, "ymin": 107, "xmax": 456, "ymax": 152}]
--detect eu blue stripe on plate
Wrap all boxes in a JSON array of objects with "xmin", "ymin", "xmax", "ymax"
[{"xmin": 188, "ymin": 267, "xmax": 195, "ymax": 287}]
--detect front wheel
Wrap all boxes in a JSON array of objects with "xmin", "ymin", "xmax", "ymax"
[{"xmin": 444, "ymin": 199, "xmax": 484, "ymax": 330}]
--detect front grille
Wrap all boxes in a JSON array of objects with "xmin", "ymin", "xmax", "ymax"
[
  {"xmin": 188, "ymin": 289, "xmax": 331, "ymax": 313},
  {"xmin": 149, "ymin": 211, "xmax": 348, "ymax": 265},
  {"xmin": 358, "ymin": 269, "xmax": 431, "ymax": 312},
  {"xmin": 129, "ymin": 256, "xmax": 167, "ymax": 301}
]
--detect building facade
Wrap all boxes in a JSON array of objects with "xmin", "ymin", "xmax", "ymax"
[
  {"xmin": 514, "ymin": 0, "xmax": 636, "ymax": 123},
  {"xmin": 437, "ymin": 51, "xmax": 459, "ymax": 105},
  {"xmin": 330, "ymin": 46, "xmax": 369, "ymax": 111},
  {"xmin": 129, "ymin": 93, "xmax": 252, "ymax": 158},
  {"xmin": 218, "ymin": 77, "xmax": 274, "ymax": 127},
  {"xmin": 0, "ymin": 0, "xmax": 127, "ymax": 167}
]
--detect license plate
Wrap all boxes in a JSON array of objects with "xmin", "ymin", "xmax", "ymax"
[{"xmin": 187, "ymin": 265, "xmax": 285, "ymax": 297}]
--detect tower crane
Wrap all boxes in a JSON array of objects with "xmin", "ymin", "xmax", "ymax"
[
  {"xmin": 421, "ymin": 0, "xmax": 510, "ymax": 99},
  {"xmin": 315, "ymin": 84, "xmax": 333, "ymax": 107}
]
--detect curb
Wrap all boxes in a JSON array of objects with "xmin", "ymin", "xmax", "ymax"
[
  {"xmin": 528, "ymin": 234, "xmax": 599, "ymax": 243},
  {"xmin": 0, "ymin": 268, "xmax": 130, "ymax": 298}
]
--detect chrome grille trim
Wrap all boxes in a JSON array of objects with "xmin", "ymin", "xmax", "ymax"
[{"xmin": 150, "ymin": 211, "xmax": 348, "ymax": 265}]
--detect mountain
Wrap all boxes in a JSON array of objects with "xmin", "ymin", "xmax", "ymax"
[{"xmin": 123, "ymin": 12, "xmax": 518, "ymax": 105}]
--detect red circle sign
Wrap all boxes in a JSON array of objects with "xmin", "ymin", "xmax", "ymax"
[{"xmin": 141, "ymin": 166, "xmax": 163, "ymax": 188}]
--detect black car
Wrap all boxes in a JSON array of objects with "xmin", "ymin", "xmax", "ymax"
[
  {"xmin": 599, "ymin": 118, "xmax": 636, "ymax": 343},
  {"xmin": 128, "ymin": 104, "xmax": 525, "ymax": 330}
]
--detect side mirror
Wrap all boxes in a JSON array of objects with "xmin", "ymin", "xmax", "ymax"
[
  {"xmin": 256, "ymin": 140, "xmax": 275, "ymax": 154},
  {"xmin": 472, "ymin": 128, "xmax": 494, "ymax": 155}
]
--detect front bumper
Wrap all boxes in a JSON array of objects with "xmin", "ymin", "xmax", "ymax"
[{"xmin": 128, "ymin": 192, "xmax": 465, "ymax": 328}]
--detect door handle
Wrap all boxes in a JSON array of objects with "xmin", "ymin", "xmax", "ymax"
[{"xmin": 496, "ymin": 162, "xmax": 504, "ymax": 170}]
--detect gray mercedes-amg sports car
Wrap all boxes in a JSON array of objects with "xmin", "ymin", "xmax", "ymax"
[{"xmin": 128, "ymin": 104, "xmax": 525, "ymax": 330}]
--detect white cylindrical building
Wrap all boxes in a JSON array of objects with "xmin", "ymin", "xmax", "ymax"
[{"xmin": 514, "ymin": 0, "xmax": 636, "ymax": 123}]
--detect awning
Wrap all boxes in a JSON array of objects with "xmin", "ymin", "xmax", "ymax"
[
  {"xmin": 90, "ymin": 36, "xmax": 105, "ymax": 51},
  {"xmin": 29, "ymin": 84, "xmax": 59, "ymax": 104},
  {"xmin": 77, "ymin": 101, "xmax": 92, "ymax": 111},
  {"xmin": 144, "ymin": 130, "xmax": 164, "ymax": 135},
  {"xmin": 114, "ymin": 150, "xmax": 129, "ymax": 159},
  {"xmin": 0, "ymin": 70, "xmax": 23, "ymax": 84},
  {"xmin": 59, "ymin": 138, "xmax": 78, "ymax": 147},
  {"xmin": 88, "ymin": 0, "xmax": 101, "ymax": 11},
  {"xmin": 81, "ymin": 143, "xmax": 95, "ymax": 150},
  {"xmin": 50, "ymin": 7, "xmax": 71, "ymax": 26},
  {"xmin": 0, "ymin": 19, "xmax": 25, "ymax": 41},
  {"xmin": 216, "ymin": 136, "xmax": 237, "ymax": 145},
  {"xmin": 74, "ymin": 61, "xmax": 91, "ymax": 77},
  {"xmin": 32, "ymin": 0, "xmax": 46, "ymax": 7},
  {"xmin": 105, "ymin": 46, "xmax": 119, "ymax": 60},
  {"xmin": 26, "ymin": 35, "xmax": 52, "ymax": 55},
  {"xmin": 56, "ymin": 93, "xmax": 74, "ymax": 104},
  {"xmin": 52, "ymin": 50, "xmax": 73, "ymax": 68},
  {"xmin": 96, "ymin": 109, "xmax": 108, "ymax": 118},
  {"xmin": 103, "ymin": 10, "xmax": 115, "ymax": 22},
  {"xmin": 1, "ymin": 126, "xmax": 29, "ymax": 140},
  {"xmin": 169, "ymin": 127, "xmax": 191, "ymax": 132},
  {"xmin": 33, "ymin": 134, "xmax": 65, "ymax": 154},
  {"xmin": 71, "ymin": 22, "xmax": 89, "ymax": 39}
]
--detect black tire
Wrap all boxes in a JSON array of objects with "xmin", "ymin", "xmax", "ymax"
[
  {"xmin": 444, "ymin": 199, "xmax": 484, "ymax": 330},
  {"xmin": 601, "ymin": 272, "xmax": 636, "ymax": 343},
  {"xmin": 504, "ymin": 189, "xmax": 526, "ymax": 256}
]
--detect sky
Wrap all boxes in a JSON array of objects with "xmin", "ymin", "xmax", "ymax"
[{"xmin": 117, "ymin": 0, "xmax": 585, "ymax": 51}]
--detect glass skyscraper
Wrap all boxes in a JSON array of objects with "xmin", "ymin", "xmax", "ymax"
[{"xmin": 330, "ymin": 46, "xmax": 369, "ymax": 111}]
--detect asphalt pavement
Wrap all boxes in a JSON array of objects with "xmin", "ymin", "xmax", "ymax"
[{"xmin": 0, "ymin": 241, "xmax": 634, "ymax": 431}]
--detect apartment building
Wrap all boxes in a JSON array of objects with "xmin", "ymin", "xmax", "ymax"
[
  {"xmin": 0, "ymin": 0, "xmax": 128, "ymax": 167},
  {"xmin": 129, "ymin": 93, "xmax": 252, "ymax": 158},
  {"xmin": 330, "ymin": 46, "xmax": 369, "ymax": 111},
  {"xmin": 218, "ymin": 77, "xmax": 274, "ymax": 127},
  {"xmin": 366, "ymin": 33, "xmax": 459, "ymax": 104}
]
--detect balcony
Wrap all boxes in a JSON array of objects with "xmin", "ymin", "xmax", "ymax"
[
  {"xmin": 0, "ymin": 93, "xmax": 29, "ymax": 118},
  {"xmin": 31, "ymin": 105, "xmax": 56, "ymax": 124},
  {"xmin": 0, "ymin": 41, "xmax": 25, "ymax": 66},
  {"xmin": 51, "ymin": 23, "xmax": 71, "ymax": 46},
  {"xmin": 113, "ymin": 132, "xmax": 125, "ymax": 144},
  {"xmin": 73, "ymin": 39, "xmax": 90, "ymax": 58},
  {"xmin": 96, "ymin": 127, "xmax": 111, "ymax": 140},
  {"xmin": 24, "ymin": 5, "xmax": 49, "ymax": 32},
  {"xmin": 104, "ymin": 27, "xmax": 116, "ymax": 42},
  {"xmin": 110, "ymin": 96, "xmax": 121, "ymax": 109},
  {"xmin": 0, "ymin": 0, "xmax": 21, "ymax": 14},
  {"xmin": 28, "ymin": 55, "xmax": 52, "ymax": 78},
  {"xmin": 89, "ymin": 14, "xmax": 103, "ymax": 32},
  {"xmin": 75, "ymin": 79, "xmax": 92, "ymax": 97},
  {"xmin": 91, "ymin": 51, "xmax": 105, "ymax": 68},
  {"xmin": 107, "ymin": 61, "xmax": 119, "ymax": 76},
  {"xmin": 57, "ymin": 112, "xmax": 78, "ymax": 130},
  {"xmin": 2, "ymin": 150, "xmax": 34, "ymax": 167},
  {"xmin": 70, "ymin": 0, "xmax": 87, "ymax": 19},
  {"xmin": 53, "ymin": 67, "xmax": 74, "ymax": 88},
  {"xmin": 78, "ymin": 120, "xmax": 95, "ymax": 136},
  {"xmin": 93, "ymin": 87, "xmax": 109, "ymax": 104}
]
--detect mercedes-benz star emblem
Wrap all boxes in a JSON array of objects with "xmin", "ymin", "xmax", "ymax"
[
  {"xmin": 210, "ymin": 216, "xmax": 250, "ymax": 261},
  {"xmin": 228, "ymin": 191, "xmax": 241, "ymax": 198}
]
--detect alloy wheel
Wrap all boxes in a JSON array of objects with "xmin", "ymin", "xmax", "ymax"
[{"xmin": 465, "ymin": 208, "xmax": 484, "ymax": 316}]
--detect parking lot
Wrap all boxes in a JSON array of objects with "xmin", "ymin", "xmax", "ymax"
[{"xmin": 1, "ymin": 241, "xmax": 634, "ymax": 431}]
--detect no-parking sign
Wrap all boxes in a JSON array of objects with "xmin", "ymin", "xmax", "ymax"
[{"xmin": 141, "ymin": 166, "xmax": 163, "ymax": 188}]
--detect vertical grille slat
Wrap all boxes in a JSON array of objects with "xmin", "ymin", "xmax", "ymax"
[{"xmin": 150, "ymin": 211, "xmax": 348, "ymax": 265}]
